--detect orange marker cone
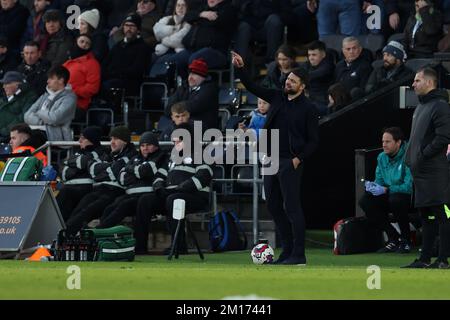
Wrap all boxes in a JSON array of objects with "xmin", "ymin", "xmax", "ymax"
[{"xmin": 28, "ymin": 246, "xmax": 52, "ymax": 261}]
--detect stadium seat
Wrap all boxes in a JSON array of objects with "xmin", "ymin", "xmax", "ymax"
[
  {"xmin": 231, "ymin": 165, "xmax": 258, "ymax": 195},
  {"xmin": 218, "ymin": 108, "xmax": 231, "ymax": 132},
  {"xmin": 86, "ymin": 108, "xmax": 124, "ymax": 137},
  {"xmin": 139, "ymin": 82, "xmax": 168, "ymax": 113},
  {"xmin": 387, "ymin": 33, "xmax": 405, "ymax": 44},
  {"xmin": 240, "ymin": 90, "xmax": 258, "ymax": 109},
  {"xmin": 219, "ymin": 87, "xmax": 241, "ymax": 110},
  {"xmin": 211, "ymin": 164, "xmax": 226, "ymax": 195},
  {"xmin": 148, "ymin": 61, "xmax": 177, "ymax": 91}
]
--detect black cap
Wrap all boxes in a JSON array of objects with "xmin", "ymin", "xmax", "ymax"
[
  {"xmin": 110, "ymin": 126, "xmax": 131, "ymax": 143},
  {"xmin": 123, "ymin": 13, "xmax": 142, "ymax": 30},
  {"xmin": 139, "ymin": 131, "xmax": 159, "ymax": 147},
  {"xmin": 81, "ymin": 126, "xmax": 102, "ymax": 146},
  {"xmin": 0, "ymin": 71, "xmax": 25, "ymax": 84}
]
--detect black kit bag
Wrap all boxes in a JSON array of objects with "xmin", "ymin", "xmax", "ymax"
[{"xmin": 333, "ymin": 216, "xmax": 384, "ymax": 255}]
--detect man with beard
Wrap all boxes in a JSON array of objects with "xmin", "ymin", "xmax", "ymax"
[
  {"xmin": 102, "ymin": 13, "xmax": 151, "ymax": 96},
  {"xmin": 365, "ymin": 41, "xmax": 414, "ymax": 94},
  {"xmin": 232, "ymin": 51, "xmax": 319, "ymax": 265}
]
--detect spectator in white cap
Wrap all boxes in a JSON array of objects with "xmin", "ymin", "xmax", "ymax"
[
  {"xmin": 78, "ymin": 8, "xmax": 109, "ymax": 61},
  {"xmin": 365, "ymin": 41, "xmax": 414, "ymax": 94}
]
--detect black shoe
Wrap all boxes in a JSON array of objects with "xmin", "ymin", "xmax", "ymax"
[
  {"xmin": 427, "ymin": 259, "xmax": 450, "ymax": 269},
  {"xmin": 270, "ymin": 250, "xmax": 291, "ymax": 264},
  {"xmin": 280, "ymin": 256, "xmax": 307, "ymax": 266},
  {"xmin": 401, "ymin": 259, "xmax": 430, "ymax": 268},
  {"xmin": 377, "ymin": 241, "xmax": 399, "ymax": 253},
  {"xmin": 396, "ymin": 240, "xmax": 411, "ymax": 254}
]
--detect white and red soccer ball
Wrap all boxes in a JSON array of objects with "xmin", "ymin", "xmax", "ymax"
[{"xmin": 251, "ymin": 243, "xmax": 274, "ymax": 265}]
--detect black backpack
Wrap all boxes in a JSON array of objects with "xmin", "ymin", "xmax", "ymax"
[
  {"xmin": 333, "ymin": 216, "xmax": 384, "ymax": 255},
  {"xmin": 209, "ymin": 210, "xmax": 248, "ymax": 252}
]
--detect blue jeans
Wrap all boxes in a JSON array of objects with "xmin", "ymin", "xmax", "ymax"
[
  {"xmin": 234, "ymin": 14, "xmax": 284, "ymax": 62},
  {"xmin": 317, "ymin": 0, "xmax": 362, "ymax": 37}
]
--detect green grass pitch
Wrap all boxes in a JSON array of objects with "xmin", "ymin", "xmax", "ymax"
[{"xmin": 0, "ymin": 247, "xmax": 449, "ymax": 300}]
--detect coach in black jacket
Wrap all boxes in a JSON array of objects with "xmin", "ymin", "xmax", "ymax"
[
  {"xmin": 232, "ymin": 51, "xmax": 319, "ymax": 265},
  {"xmin": 403, "ymin": 67, "xmax": 450, "ymax": 269}
]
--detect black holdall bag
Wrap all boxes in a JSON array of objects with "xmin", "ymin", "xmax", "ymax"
[{"xmin": 333, "ymin": 216, "xmax": 384, "ymax": 255}]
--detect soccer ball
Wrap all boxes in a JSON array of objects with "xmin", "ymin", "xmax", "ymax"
[{"xmin": 251, "ymin": 243, "xmax": 274, "ymax": 265}]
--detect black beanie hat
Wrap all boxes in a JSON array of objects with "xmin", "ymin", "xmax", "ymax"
[
  {"xmin": 123, "ymin": 13, "xmax": 142, "ymax": 30},
  {"xmin": 81, "ymin": 126, "xmax": 102, "ymax": 146},
  {"xmin": 110, "ymin": 126, "xmax": 131, "ymax": 143},
  {"xmin": 139, "ymin": 131, "xmax": 159, "ymax": 147}
]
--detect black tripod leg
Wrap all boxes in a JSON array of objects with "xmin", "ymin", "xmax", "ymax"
[
  {"xmin": 168, "ymin": 219, "xmax": 182, "ymax": 261},
  {"xmin": 187, "ymin": 220, "xmax": 204, "ymax": 260}
]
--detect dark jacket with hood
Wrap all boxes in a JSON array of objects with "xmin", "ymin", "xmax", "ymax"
[
  {"xmin": 405, "ymin": 89, "xmax": 450, "ymax": 207},
  {"xmin": 182, "ymin": 0, "xmax": 237, "ymax": 53},
  {"xmin": 119, "ymin": 148, "xmax": 169, "ymax": 195},
  {"xmin": 365, "ymin": 63, "xmax": 414, "ymax": 94},
  {"xmin": 88, "ymin": 142, "xmax": 138, "ymax": 190},
  {"xmin": 166, "ymin": 79, "xmax": 219, "ymax": 131}
]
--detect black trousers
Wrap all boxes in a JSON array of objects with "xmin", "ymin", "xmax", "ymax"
[
  {"xmin": 135, "ymin": 191, "xmax": 208, "ymax": 253},
  {"xmin": 264, "ymin": 158, "xmax": 305, "ymax": 260},
  {"xmin": 56, "ymin": 184, "xmax": 93, "ymax": 222},
  {"xmin": 65, "ymin": 186, "xmax": 124, "ymax": 235},
  {"xmin": 419, "ymin": 205, "xmax": 450, "ymax": 262},
  {"xmin": 358, "ymin": 192, "xmax": 412, "ymax": 242},
  {"xmin": 97, "ymin": 193, "xmax": 142, "ymax": 229}
]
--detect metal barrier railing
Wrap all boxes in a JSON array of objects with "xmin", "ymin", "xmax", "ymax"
[{"xmin": 33, "ymin": 141, "xmax": 264, "ymax": 244}]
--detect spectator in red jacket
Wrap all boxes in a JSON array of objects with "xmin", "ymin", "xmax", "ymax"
[{"xmin": 63, "ymin": 34, "xmax": 101, "ymax": 122}]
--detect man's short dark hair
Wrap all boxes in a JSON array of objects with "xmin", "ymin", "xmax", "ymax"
[
  {"xmin": 417, "ymin": 67, "xmax": 438, "ymax": 87},
  {"xmin": 10, "ymin": 123, "xmax": 32, "ymax": 136},
  {"xmin": 382, "ymin": 127, "xmax": 404, "ymax": 142},
  {"xmin": 290, "ymin": 68, "xmax": 309, "ymax": 87},
  {"xmin": 48, "ymin": 65, "xmax": 70, "ymax": 85},
  {"xmin": 308, "ymin": 40, "xmax": 327, "ymax": 52},
  {"xmin": 23, "ymin": 41, "xmax": 40, "ymax": 50},
  {"xmin": 171, "ymin": 101, "xmax": 188, "ymax": 114}
]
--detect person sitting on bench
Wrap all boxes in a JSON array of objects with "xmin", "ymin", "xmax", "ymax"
[{"xmin": 359, "ymin": 127, "xmax": 413, "ymax": 253}]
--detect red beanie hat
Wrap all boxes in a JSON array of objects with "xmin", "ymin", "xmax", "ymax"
[{"xmin": 188, "ymin": 58, "xmax": 208, "ymax": 77}]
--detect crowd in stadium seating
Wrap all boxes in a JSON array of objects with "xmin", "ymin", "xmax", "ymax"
[
  {"xmin": 1, "ymin": 0, "xmax": 450, "ymax": 255},
  {"xmin": 0, "ymin": 0, "xmax": 448, "ymax": 139}
]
